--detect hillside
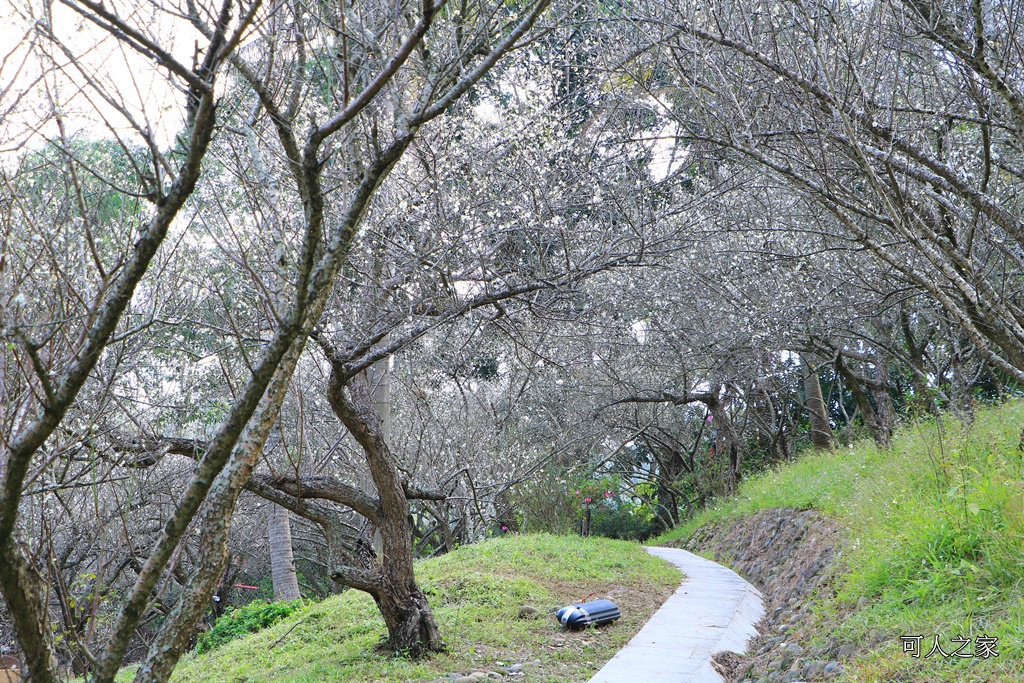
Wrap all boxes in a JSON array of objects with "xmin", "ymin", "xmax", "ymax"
[
  {"xmin": 166, "ymin": 535, "xmax": 679, "ymax": 683},
  {"xmin": 658, "ymin": 401, "xmax": 1024, "ymax": 682}
]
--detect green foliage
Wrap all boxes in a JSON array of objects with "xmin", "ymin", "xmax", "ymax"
[
  {"xmin": 655, "ymin": 400, "xmax": 1024, "ymax": 682},
  {"xmin": 512, "ymin": 468, "xmax": 587, "ymax": 535},
  {"xmin": 589, "ymin": 501, "xmax": 659, "ymax": 541},
  {"xmin": 513, "ymin": 472, "xmax": 661, "ymax": 540},
  {"xmin": 196, "ymin": 599, "xmax": 303, "ymax": 654},
  {"xmin": 171, "ymin": 535, "xmax": 680, "ymax": 683},
  {"xmin": 577, "ymin": 478, "xmax": 660, "ymax": 541}
]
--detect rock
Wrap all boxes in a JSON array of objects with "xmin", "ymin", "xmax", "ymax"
[
  {"xmin": 823, "ymin": 662, "xmax": 843, "ymax": 678},
  {"xmin": 805, "ymin": 660, "xmax": 827, "ymax": 678},
  {"xmin": 454, "ymin": 678, "xmax": 477, "ymax": 683},
  {"xmin": 837, "ymin": 644, "xmax": 856, "ymax": 660},
  {"xmin": 518, "ymin": 605, "xmax": 539, "ymax": 619},
  {"xmin": 486, "ymin": 673, "xmax": 504, "ymax": 680},
  {"xmin": 505, "ymin": 664, "xmax": 524, "ymax": 673},
  {"xmin": 469, "ymin": 673, "xmax": 489, "ymax": 682},
  {"xmin": 856, "ymin": 596, "xmax": 869, "ymax": 608},
  {"xmin": 604, "ymin": 586, "xmax": 627, "ymax": 599}
]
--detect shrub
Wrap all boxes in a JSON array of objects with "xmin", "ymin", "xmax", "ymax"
[
  {"xmin": 590, "ymin": 501, "xmax": 660, "ymax": 541},
  {"xmin": 196, "ymin": 599, "xmax": 303, "ymax": 654}
]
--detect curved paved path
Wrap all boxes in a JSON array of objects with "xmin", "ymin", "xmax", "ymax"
[{"xmin": 588, "ymin": 547, "xmax": 764, "ymax": 683}]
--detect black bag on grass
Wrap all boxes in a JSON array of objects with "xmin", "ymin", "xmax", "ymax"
[{"xmin": 555, "ymin": 599, "xmax": 621, "ymax": 629}]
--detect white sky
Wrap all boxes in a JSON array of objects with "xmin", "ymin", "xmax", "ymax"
[{"xmin": 0, "ymin": 0, "xmax": 218, "ymax": 158}]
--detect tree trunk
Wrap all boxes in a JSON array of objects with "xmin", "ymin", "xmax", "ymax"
[
  {"xmin": 869, "ymin": 356, "xmax": 895, "ymax": 444},
  {"xmin": 269, "ymin": 504, "xmax": 301, "ymax": 601},
  {"xmin": 328, "ymin": 371, "xmax": 444, "ymax": 654},
  {"xmin": 494, "ymin": 491, "xmax": 519, "ymax": 533},
  {"xmin": 422, "ymin": 501, "xmax": 455, "ymax": 554},
  {"xmin": 654, "ymin": 464, "xmax": 680, "ymax": 529},
  {"xmin": 900, "ymin": 310, "xmax": 941, "ymax": 415},
  {"xmin": 703, "ymin": 393, "xmax": 743, "ymax": 493},
  {"xmin": 801, "ymin": 359, "xmax": 835, "ymax": 449},
  {"xmin": 645, "ymin": 434, "xmax": 685, "ymax": 529},
  {"xmin": 132, "ymin": 332, "xmax": 311, "ymax": 683},
  {"xmin": 367, "ymin": 350, "xmax": 390, "ymax": 557},
  {"xmin": 835, "ymin": 355, "xmax": 889, "ymax": 446},
  {"xmin": 0, "ymin": 536, "xmax": 59, "ymax": 683},
  {"xmin": 211, "ymin": 557, "xmax": 242, "ymax": 622},
  {"xmin": 373, "ymin": 580, "xmax": 442, "ymax": 655}
]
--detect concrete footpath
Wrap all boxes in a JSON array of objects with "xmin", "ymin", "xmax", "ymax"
[{"xmin": 588, "ymin": 547, "xmax": 764, "ymax": 683}]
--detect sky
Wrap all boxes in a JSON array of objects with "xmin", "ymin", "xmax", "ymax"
[{"xmin": 0, "ymin": 0, "xmax": 211, "ymax": 159}]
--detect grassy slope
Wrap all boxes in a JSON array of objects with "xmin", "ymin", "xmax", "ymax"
[
  {"xmin": 656, "ymin": 401, "xmax": 1024, "ymax": 682},
  {"xmin": 169, "ymin": 535, "xmax": 680, "ymax": 683}
]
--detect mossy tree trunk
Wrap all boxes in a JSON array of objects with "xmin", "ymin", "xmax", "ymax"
[
  {"xmin": 328, "ymin": 370, "xmax": 444, "ymax": 654},
  {"xmin": 835, "ymin": 354, "xmax": 891, "ymax": 447}
]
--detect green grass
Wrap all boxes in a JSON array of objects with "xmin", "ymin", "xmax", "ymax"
[
  {"xmin": 170, "ymin": 534, "xmax": 680, "ymax": 683},
  {"xmin": 655, "ymin": 401, "xmax": 1024, "ymax": 682}
]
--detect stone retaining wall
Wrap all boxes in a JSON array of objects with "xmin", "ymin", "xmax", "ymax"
[{"xmin": 670, "ymin": 508, "xmax": 872, "ymax": 683}]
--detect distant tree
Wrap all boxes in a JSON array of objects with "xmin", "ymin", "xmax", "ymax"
[{"xmin": 630, "ymin": 0, "xmax": 1024, "ymax": 384}]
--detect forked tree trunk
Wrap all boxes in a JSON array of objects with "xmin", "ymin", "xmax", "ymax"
[
  {"xmin": 131, "ymin": 334, "xmax": 312, "ymax": 683},
  {"xmin": 900, "ymin": 310, "xmax": 941, "ymax": 416},
  {"xmin": 835, "ymin": 355, "xmax": 890, "ymax": 446},
  {"xmin": 0, "ymin": 536, "xmax": 58, "ymax": 683},
  {"xmin": 328, "ymin": 370, "xmax": 444, "ymax": 654},
  {"xmin": 653, "ymin": 451, "xmax": 684, "ymax": 529},
  {"xmin": 702, "ymin": 394, "xmax": 743, "ymax": 494}
]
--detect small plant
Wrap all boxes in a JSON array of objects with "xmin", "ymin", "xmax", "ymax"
[{"xmin": 195, "ymin": 599, "xmax": 303, "ymax": 654}]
